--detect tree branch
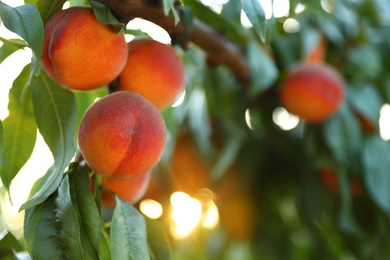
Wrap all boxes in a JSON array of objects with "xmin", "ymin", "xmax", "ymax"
[{"xmin": 95, "ymin": 0, "xmax": 251, "ymax": 87}]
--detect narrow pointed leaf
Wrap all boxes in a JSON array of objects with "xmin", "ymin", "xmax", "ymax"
[
  {"xmin": 0, "ymin": 38, "xmax": 26, "ymax": 64},
  {"xmin": 241, "ymin": 0, "xmax": 267, "ymax": 42},
  {"xmin": 69, "ymin": 164, "xmax": 101, "ymax": 259},
  {"xmin": 111, "ymin": 198, "xmax": 150, "ymax": 260},
  {"xmin": 0, "ymin": 65, "xmax": 36, "ymax": 191},
  {"xmin": 362, "ymin": 136, "xmax": 390, "ymax": 213},
  {"xmin": 24, "ymin": 174, "xmax": 84, "ymax": 260},
  {"xmin": 21, "ymin": 71, "xmax": 76, "ymax": 210}
]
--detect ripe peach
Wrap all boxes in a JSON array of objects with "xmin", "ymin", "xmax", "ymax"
[
  {"xmin": 280, "ymin": 64, "xmax": 344, "ymax": 123},
  {"xmin": 42, "ymin": 7, "xmax": 128, "ymax": 90},
  {"xmin": 100, "ymin": 171, "xmax": 152, "ymax": 209},
  {"xmin": 117, "ymin": 38, "xmax": 185, "ymax": 110},
  {"xmin": 78, "ymin": 91, "xmax": 167, "ymax": 180}
]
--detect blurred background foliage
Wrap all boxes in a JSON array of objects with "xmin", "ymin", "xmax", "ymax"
[{"xmin": 1, "ymin": 0, "xmax": 390, "ymax": 259}]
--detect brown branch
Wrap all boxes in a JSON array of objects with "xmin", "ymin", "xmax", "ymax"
[{"xmin": 95, "ymin": 0, "xmax": 251, "ymax": 87}]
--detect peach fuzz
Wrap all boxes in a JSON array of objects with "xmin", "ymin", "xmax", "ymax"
[
  {"xmin": 78, "ymin": 91, "xmax": 167, "ymax": 180},
  {"xmin": 42, "ymin": 7, "xmax": 128, "ymax": 90},
  {"xmin": 117, "ymin": 38, "xmax": 185, "ymax": 110},
  {"xmin": 100, "ymin": 171, "xmax": 152, "ymax": 209},
  {"xmin": 280, "ymin": 63, "xmax": 344, "ymax": 123}
]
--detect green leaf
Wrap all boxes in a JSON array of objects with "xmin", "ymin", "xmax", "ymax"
[
  {"xmin": 362, "ymin": 136, "xmax": 390, "ymax": 213},
  {"xmin": 24, "ymin": 174, "xmax": 84, "ymax": 260},
  {"xmin": 111, "ymin": 198, "xmax": 150, "ymax": 260},
  {"xmin": 210, "ymin": 138, "xmax": 241, "ymax": 183},
  {"xmin": 221, "ymin": 0, "xmax": 242, "ymax": 24},
  {"xmin": 348, "ymin": 83, "xmax": 382, "ymax": 124},
  {"xmin": 0, "ymin": 38, "xmax": 26, "ymax": 64},
  {"xmin": 247, "ymin": 40, "xmax": 278, "ymax": 98},
  {"xmin": 89, "ymin": 0, "xmax": 126, "ymax": 33},
  {"xmin": 69, "ymin": 164, "xmax": 101, "ymax": 259},
  {"xmin": 21, "ymin": 71, "xmax": 76, "ymax": 210},
  {"xmin": 145, "ymin": 218, "xmax": 171, "ymax": 260},
  {"xmin": 241, "ymin": 0, "xmax": 267, "ymax": 42},
  {"xmin": 162, "ymin": 0, "xmax": 180, "ymax": 25},
  {"xmin": 0, "ymin": 65, "xmax": 36, "ymax": 191},
  {"xmin": 181, "ymin": 0, "xmax": 246, "ymax": 45},
  {"xmin": 337, "ymin": 167, "xmax": 361, "ymax": 235},
  {"xmin": 0, "ymin": 230, "xmax": 24, "ymax": 253},
  {"xmin": 99, "ymin": 229, "xmax": 111, "ymax": 260},
  {"xmin": 323, "ymin": 104, "xmax": 362, "ymax": 169},
  {"xmin": 0, "ymin": 2, "xmax": 44, "ymax": 78},
  {"xmin": 34, "ymin": 0, "xmax": 67, "ymax": 24}
]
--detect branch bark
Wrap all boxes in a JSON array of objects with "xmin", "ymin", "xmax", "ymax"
[{"xmin": 95, "ymin": 0, "xmax": 251, "ymax": 87}]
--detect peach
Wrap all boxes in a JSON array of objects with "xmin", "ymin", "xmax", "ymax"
[
  {"xmin": 117, "ymin": 38, "xmax": 185, "ymax": 110},
  {"xmin": 100, "ymin": 171, "xmax": 152, "ymax": 209},
  {"xmin": 78, "ymin": 91, "xmax": 167, "ymax": 180},
  {"xmin": 42, "ymin": 7, "xmax": 128, "ymax": 90},
  {"xmin": 280, "ymin": 63, "xmax": 344, "ymax": 123}
]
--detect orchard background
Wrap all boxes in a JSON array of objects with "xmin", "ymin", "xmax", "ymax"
[{"xmin": 1, "ymin": 0, "xmax": 390, "ymax": 259}]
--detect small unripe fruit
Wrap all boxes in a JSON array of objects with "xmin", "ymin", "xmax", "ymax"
[
  {"xmin": 42, "ymin": 7, "xmax": 128, "ymax": 90},
  {"xmin": 280, "ymin": 64, "xmax": 344, "ymax": 123},
  {"xmin": 117, "ymin": 38, "xmax": 185, "ymax": 110},
  {"xmin": 78, "ymin": 91, "xmax": 166, "ymax": 180}
]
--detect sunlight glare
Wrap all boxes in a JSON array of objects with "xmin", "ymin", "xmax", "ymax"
[
  {"xmin": 380, "ymin": 104, "xmax": 390, "ymax": 141},
  {"xmin": 272, "ymin": 107, "xmax": 300, "ymax": 131},
  {"xmin": 170, "ymin": 192, "xmax": 202, "ymax": 239},
  {"xmin": 321, "ymin": 0, "xmax": 335, "ymax": 13},
  {"xmin": 273, "ymin": 0, "xmax": 290, "ymax": 18},
  {"xmin": 201, "ymin": 200, "xmax": 219, "ymax": 229},
  {"xmin": 127, "ymin": 18, "xmax": 171, "ymax": 44},
  {"xmin": 283, "ymin": 18, "xmax": 301, "ymax": 33},
  {"xmin": 245, "ymin": 108, "xmax": 253, "ymax": 130},
  {"xmin": 171, "ymin": 90, "xmax": 186, "ymax": 108},
  {"xmin": 139, "ymin": 199, "xmax": 163, "ymax": 219}
]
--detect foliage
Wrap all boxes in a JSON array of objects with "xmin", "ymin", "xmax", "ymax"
[{"xmin": 1, "ymin": 0, "xmax": 390, "ymax": 259}]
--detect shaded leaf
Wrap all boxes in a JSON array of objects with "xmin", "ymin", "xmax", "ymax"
[
  {"xmin": 348, "ymin": 83, "xmax": 382, "ymax": 124},
  {"xmin": 241, "ymin": 0, "xmax": 267, "ymax": 42},
  {"xmin": 24, "ymin": 174, "xmax": 84, "ymax": 260},
  {"xmin": 323, "ymin": 104, "xmax": 362, "ymax": 169},
  {"xmin": 111, "ymin": 198, "xmax": 150, "ymax": 260},
  {"xmin": 34, "ymin": 0, "xmax": 66, "ymax": 24},
  {"xmin": 210, "ymin": 138, "xmax": 241, "ymax": 183},
  {"xmin": 69, "ymin": 164, "xmax": 101, "ymax": 259},
  {"xmin": 146, "ymin": 218, "xmax": 171, "ymax": 260},
  {"xmin": 247, "ymin": 40, "xmax": 278, "ymax": 98},
  {"xmin": 21, "ymin": 71, "xmax": 76, "ymax": 210},
  {"xmin": 0, "ymin": 65, "xmax": 36, "ymax": 191},
  {"xmin": 182, "ymin": 0, "xmax": 246, "ymax": 45},
  {"xmin": 362, "ymin": 136, "xmax": 390, "ymax": 213}
]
